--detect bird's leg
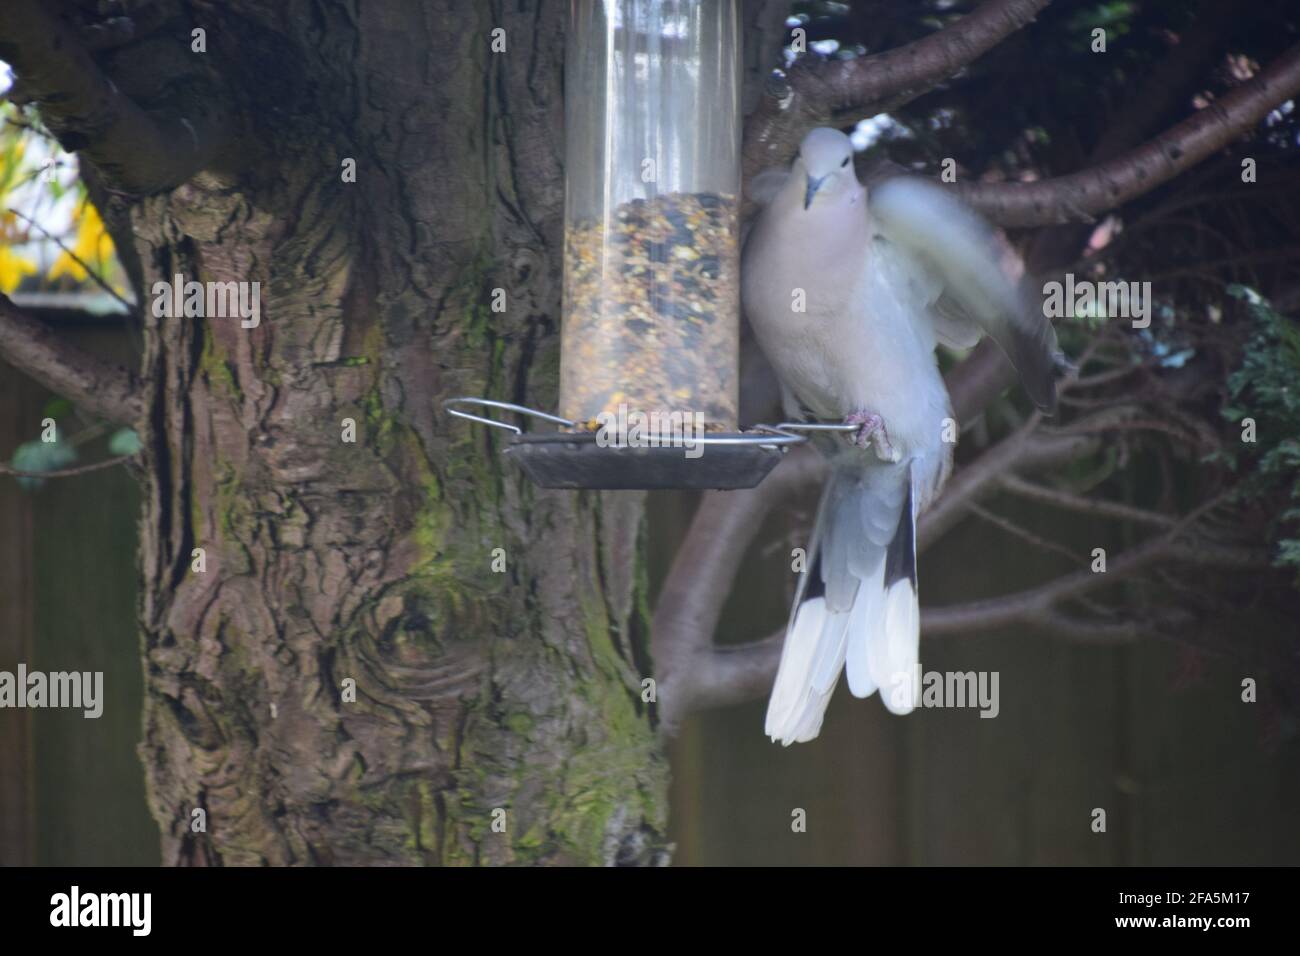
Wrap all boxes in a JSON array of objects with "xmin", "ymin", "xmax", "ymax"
[{"xmin": 844, "ymin": 409, "xmax": 900, "ymax": 463}]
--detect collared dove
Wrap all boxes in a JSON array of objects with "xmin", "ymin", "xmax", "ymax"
[{"xmin": 742, "ymin": 127, "xmax": 1062, "ymax": 745}]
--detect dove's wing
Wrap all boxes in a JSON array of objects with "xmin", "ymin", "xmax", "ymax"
[
  {"xmin": 930, "ymin": 293, "xmax": 985, "ymax": 350},
  {"xmin": 868, "ymin": 176, "xmax": 1061, "ymax": 412}
]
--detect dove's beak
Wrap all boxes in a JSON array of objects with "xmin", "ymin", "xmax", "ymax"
[{"xmin": 803, "ymin": 175, "xmax": 826, "ymax": 210}]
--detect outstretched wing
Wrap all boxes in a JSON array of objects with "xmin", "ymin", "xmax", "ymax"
[{"xmin": 868, "ymin": 176, "xmax": 1062, "ymax": 412}]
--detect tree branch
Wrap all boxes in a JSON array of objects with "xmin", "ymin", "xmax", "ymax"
[
  {"xmin": 918, "ymin": 534, "xmax": 1249, "ymax": 635},
  {"xmin": 944, "ymin": 339, "xmax": 1017, "ymax": 425},
  {"xmin": 1091, "ymin": 1, "xmax": 1239, "ymax": 165},
  {"xmin": 918, "ymin": 424, "xmax": 1097, "ymax": 551},
  {"xmin": 741, "ymin": 0, "xmax": 1051, "ymax": 196},
  {"xmin": 741, "ymin": 0, "xmax": 796, "ymax": 115},
  {"xmin": 922, "ymin": 492, "xmax": 1261, "ymax": 635},
  {"xmin": 0, "ymin": 0, "xmax": 226, "ymax": 194},
  {"xmin": 687, "ymin": 630, "xmax": 785, "ymax": 715},
  {"xmin": 965, "ymin": 499, "xmax": 1084, "ymax": 564},
  {"xmin": 1034, "ymin": 611, "xmax": 1153, "ymax": 645},
  {"xmin": 802, "ymin": 0, "xmax": 1053, "ymax": 117},
  {"xmin": 0, "ymin": 453, "xmax": 136, "ymax": 481},
  {"xmin": 1023, "ymin": 0, "xmax": 1239, "ymax": 272},
  {"xmin": 653, "ymin": 444, "xmax": 825, "ymax": 730},
  {"xmin": 0, "ymin": 294, "xmax": 142, "ymax": 425},
  {"xmin": 957, "ymin": 41, "xmax": 1300, "ymax": 225},
  {"xmin": 998, "ymin": 472, "xmax": 1177, "ymax": 529}
]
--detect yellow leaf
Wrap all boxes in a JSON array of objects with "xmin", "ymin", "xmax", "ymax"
[
  {"xmin": 0, "ymin": 210, "xmax": 24, "ymax": 243},
  {"xmin": 48, "ymin": 201, "xmax": 114, "ymax": 284},
  {"xmin": 47, "ymin": 250, "xmax": 85, "ymax": 282},
  {"xmin": 0, "ymin": 246, "xmax": 36, "ymax": 293}
]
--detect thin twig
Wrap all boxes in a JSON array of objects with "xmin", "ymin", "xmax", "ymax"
[
  {"xmin": 998, "ymin": 473, "xmax": 1177, "ymax": 529},
  {"xmin": 7, "ymin": 206, "xmax": 133, "ymax": 311},
  {"xmin": 0, "ymin": 452, "xmax": 136, "ymax": 480},
  {"xmin": 1061, "ymin": 363, "xmax": 1148, "ymax": 391},
  {"xmin": 965, "ymin": 500, "xmax": 1084, "ymax": 564}
]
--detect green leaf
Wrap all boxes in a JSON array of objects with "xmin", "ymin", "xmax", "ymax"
[
  {"xmin": 9, "ymin": 433, "xmax": 77, "ymax": 491},
  {"xmin": 1219, "ymin": 287, "xmax": 1300, "ymax": 575},
  {"xmin": 107, "ymin": 427, "xmax": 142, "ymax": 456},
  {"xmin": 42, "ymin": 396, "xmax": 74, "ymax": 419}
]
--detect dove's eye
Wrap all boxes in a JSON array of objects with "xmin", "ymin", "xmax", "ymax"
[{"xmin": 840, "ymin": 156, "xmax": 850, "ymax": 168}]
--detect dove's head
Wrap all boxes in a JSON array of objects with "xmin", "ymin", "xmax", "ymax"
[{"xmin": 795, "ymin": 127, "xmax": 858, "ymax": 210}]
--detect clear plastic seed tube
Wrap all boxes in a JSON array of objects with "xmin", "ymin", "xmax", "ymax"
[{"xmin": 560, "ymin": 0, "xmax": 742, "ymax": 432}]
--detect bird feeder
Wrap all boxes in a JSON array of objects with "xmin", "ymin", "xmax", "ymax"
[{"xmin": 448, "ymin": 0, "xmax": 826, "ymax": 489}]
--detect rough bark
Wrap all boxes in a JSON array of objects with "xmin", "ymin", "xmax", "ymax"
[{"xmin": 118, "ymin": 0, "xmax": 666, "ymax": 866}]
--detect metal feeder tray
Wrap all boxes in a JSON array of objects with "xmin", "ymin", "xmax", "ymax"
[{"xmin": 444, "ymin": 397, "xmax": 854, "ymax": 491}]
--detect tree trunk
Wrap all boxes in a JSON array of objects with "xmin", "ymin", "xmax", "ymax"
[{"xmin": 128, "ymin": 0, "xmax": 668, "ymax": 866}]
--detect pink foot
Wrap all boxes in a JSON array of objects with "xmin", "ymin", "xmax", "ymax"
[{"xmin": 844, "ymin": 410, "xmax": 900, "ymax": 462}]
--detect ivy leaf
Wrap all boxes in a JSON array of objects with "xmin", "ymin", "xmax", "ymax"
[
  {"xmin": 107, "ymin": 427, "xmax": 142, "ymax": 456},
  {"xmin": 42, "ymin": 396, "xmax": 74, "ymax": 419},
  {"xmin": 9, "ymin": 433, "xmax": 77, "ymax": 491},
  {"xmin": 1221, "ymin": 286, "xmax": 1300, "ymax": 577}
]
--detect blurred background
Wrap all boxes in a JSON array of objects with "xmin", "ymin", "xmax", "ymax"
[
  {"xmin": 3, "ymin": 0, "xmax": 1300, "ymax": 865},
  {"xmin": 1, "ymin": 53, "xmax": 156, "ymax": 864}
]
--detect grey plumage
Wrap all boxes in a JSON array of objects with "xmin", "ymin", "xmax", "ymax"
[
  {"xmin": 867, "ymin": 176, "xmax": 1062, "ymax": 411},
  {"xmin": 741, "ymin": 127, "xmax": 1060, "ymax": 744}
]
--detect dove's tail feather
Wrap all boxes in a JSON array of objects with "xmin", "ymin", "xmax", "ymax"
[{"xmin": 765, "ymin": 461, "xmax": 920, "ymax": 745}]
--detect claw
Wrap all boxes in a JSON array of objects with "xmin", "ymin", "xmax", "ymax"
[{"xmin": 844, "ymin": 410, "xmax": 900, "ymax": 463}]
